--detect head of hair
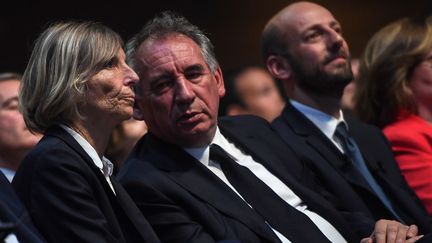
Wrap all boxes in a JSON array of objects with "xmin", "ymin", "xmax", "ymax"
[
  {"xmin": 126, "ymin": 11, "xmax": 219, "ymax": 78},
  {"xmin": 354, "ymin": 16, "xmax": 432, "ymax": 127},
  {"xmin": 260, "ymin": 21, "xmax": 289, "ymax": 62},
  {"xmin": 0, "ymin": 72, "xmax": 22, "ymax": 82},
  {"xmin": 20, "ymin": 21, "xmax": 123, "ymax": 133}
]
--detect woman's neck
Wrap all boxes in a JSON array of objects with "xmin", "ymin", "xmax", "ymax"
[{"xmin": 70, "ymin": 119, "xmax": 114, "ymax": 157}]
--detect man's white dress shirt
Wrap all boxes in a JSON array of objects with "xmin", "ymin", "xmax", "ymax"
[{"xmin": 183, "ymin": 127, "xmax": 347, "ymax": 243}]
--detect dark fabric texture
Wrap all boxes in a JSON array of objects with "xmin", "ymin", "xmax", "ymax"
[
  {"xmin": 118, "ymin": 115, "xmax": 364, "ymax": 243},
  {"xmin": 271, "ymin": 103, "xmax": 432, "ymax": 235},
  {"xmin": 12, "ymin": 126, "xmax": 160, "ymax": 243}
]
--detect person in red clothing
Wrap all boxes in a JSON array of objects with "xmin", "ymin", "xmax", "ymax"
[{"xmin": 355, "ymin": 15, "xmax": 432, "ymax": 214}]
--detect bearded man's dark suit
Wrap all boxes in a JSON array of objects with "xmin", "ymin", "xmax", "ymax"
[
  {"xmin": 12, "ymin": 126, "xmax": 160, "ymax": 243},
  {"xmin": 271, "ymin": 102, "xmax": 432, "ymax": 234},
  {"xmin": 118, "ymin": 115, "xmax": 371, "ymax": 243}
]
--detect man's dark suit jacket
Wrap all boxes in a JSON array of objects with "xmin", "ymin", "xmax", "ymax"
[
  {"xmin": 12, "ymin": 126, "xmax": 160, "ymax": 243},
  {"xmin": 0, "ymin": 172, "xmax": 45, "ymax": 243},
  {"xmin": 118, "ymin": 115, "xmax": 366, "ymax": 243},
  {"xmin": 271, "ymin": 102, "xmax": 432, "ymax": 234}
]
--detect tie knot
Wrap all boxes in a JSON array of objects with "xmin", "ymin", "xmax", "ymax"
[
  {"xmin": 334, "ymin": 122, "xmax": 349, "ymax": 140},
  {"xmin": 209, "ymin": 144, "xmax": 231, "ymax": 163},
  {"xmin": 102, "ymin": 158, "xmax": 114, "ymax": 177}
]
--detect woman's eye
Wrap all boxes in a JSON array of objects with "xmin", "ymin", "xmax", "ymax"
[{"xmin": 103, "ymin": 58, "xmax": 118, "ymax": 69}]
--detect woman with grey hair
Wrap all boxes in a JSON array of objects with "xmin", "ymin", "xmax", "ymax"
[{"xmin": 12, "ymin": 21, "xmax": 160, "ymax": 243}]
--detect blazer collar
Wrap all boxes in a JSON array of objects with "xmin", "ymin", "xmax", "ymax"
[{"xmin": 45, "ymin": 126, "xmax": 95, "ymax": 164}]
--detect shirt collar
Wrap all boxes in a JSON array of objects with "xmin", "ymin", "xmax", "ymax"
[
  {"xmin": 0, "ymin": 168, "xmax": 15, "ymax": 182},
  {"xmin": 290, "ymin": 100, "xmax": 347, "ymax": 140},
  {"xmin": 60, "ymin": 125, "xmax": 113, "ymax": 176},
  {"xmin": 183, "ymin": 127, "xmax": 228, "ymax": 166}
]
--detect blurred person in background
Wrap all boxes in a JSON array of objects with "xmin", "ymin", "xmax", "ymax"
[
  {"xmin": 0, "ymin": 72, "xmax": 41, "ymax": 182},
  {"xmin": 341, "ymin": 58, "xmax": 359, "ymax": 112},
  {"xmin": 355, "ymin": 16, "xmax": 432, "ymax": 215},
  {"xmin": 220, "ymin": 66, "xmax": 285, "ymax": 122},
  {"xmin": 106, "ymin": 118, "xmax": 148, "ymax": 174}
]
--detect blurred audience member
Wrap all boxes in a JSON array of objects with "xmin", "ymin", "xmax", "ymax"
[
  {"xmin": 355, "ymin": 16, "xmax": 432, "ymax": 214},
  {"xmin": 0, "ymin": 171, "xmax": 46, "ymax": 243},
  {"xmin": 12, "ymin": 21, "xmax": 159, "ymax": 242},
  {"xmin": 0, "ymin": 72, "xmax": 41, "ymax": 182},
  {"xmin": 341, "ymin": 58, "xmax": 359, "ymax": 112},
  {"xmin": 220, "ymin": 66, "xmax": 285, "ymax": 122},
  {"xmin": 106, "ymin": 118, "xmax": 147, "ymax": 173}
]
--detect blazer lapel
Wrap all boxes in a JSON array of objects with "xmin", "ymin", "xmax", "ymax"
[
  {"xmin": 144, "ymin": 135, "xmax": 279, "ymax": 243},
  {"xmin": 44, "ymin": 126, "xmax": 127, "ymax": 241},
  {"xmin": 45, "ymin": 126, "xmax": 94, "ymax": 165},
  {"xmin": 46, "ymin": 127, "xmax": 119, "ymax": 195}
]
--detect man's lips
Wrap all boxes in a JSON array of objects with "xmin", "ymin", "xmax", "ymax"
[
  {"xmin": 324, "ymin": 49, "xmax": 348, "ymax": 65},
  {"xmin": 325, "ymin": 55, "xmax": 347, "ymax": 64},
  {"xmin": 176, "ymin": 112, "xmax": 203, "ymax": 125}
]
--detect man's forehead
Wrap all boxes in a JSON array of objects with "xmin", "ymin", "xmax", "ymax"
[
  {"xmin": 279, "ymin": 3, "xmax": 339, "ymax": 33},
  {"xmin": 136, "ymin": 35, "xmax": 202, "ymax": 70}
]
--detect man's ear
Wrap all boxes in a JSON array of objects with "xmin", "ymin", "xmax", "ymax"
[
  {"xmin": 266, "ymin": 55, "xmax": 292, "ymax": 80},
  {"xmin": 214, "ymin": 66, "xmax": 226, "ymax": 98}
]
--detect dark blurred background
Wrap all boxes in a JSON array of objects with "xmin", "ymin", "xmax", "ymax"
[{"xmin": 1, "ymin": 0, "xmax": 431, "ymax": 73}]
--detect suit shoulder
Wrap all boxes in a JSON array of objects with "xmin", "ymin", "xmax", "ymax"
[
  {"xmin": 219, "ymin": 115, "xmax": 270, "ymax": 128},
  {"xmin": 20, "ymin": 136, "xmax": 84, "ymax": 172},
  {"xmin": 118, "ymin": 155, "xmax": 171, "ymax": 189}
]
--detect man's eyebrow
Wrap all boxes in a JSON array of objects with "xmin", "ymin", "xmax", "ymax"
[
  {"xmin": 303, "ymin": 20, "xmax": 341, "ymax": 32},
  {"xmin": 149, "ymin": 72, "xmax": 172, "ymax": 84},
  {"xmin": 184, "ymin": 64, "xmax": 205, "ymax": 72},
  {"xmin": 329, "ymin": 20, "xmax": 341, "ymax": 28}
]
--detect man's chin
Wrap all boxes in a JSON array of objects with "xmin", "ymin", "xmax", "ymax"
[{"xmin": 179, "ymin": 127, "xmax": 216, "ymax": 146}]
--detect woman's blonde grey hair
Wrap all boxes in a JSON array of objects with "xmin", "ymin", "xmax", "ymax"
[
  {"xmin": 20, "ymin": 21, "xmax": 123, "ymax": 133},
  {"xmin": 354, "ymin": 16, "xmax": 432, "ymax": 128}
]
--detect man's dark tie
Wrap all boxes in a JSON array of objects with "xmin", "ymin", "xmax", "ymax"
[
  {"xmin": 209, "ymin": 144, "xmax": 331, "ymax": 243},
  {"xmin": 334, "ymin": 122, "xmax": 403, "ymax": 222}
]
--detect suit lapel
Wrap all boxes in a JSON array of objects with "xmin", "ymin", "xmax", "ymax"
[
  {"xmin": 218, "ymin": 117, "xmax": 359, "ymax": 242},
  {"xmin": 111, "ymin": 180, "xmax": 160, "ymax": 243},
  {"xmin": 143, "ymin": 134, "xmax": 279, "ymax": 243},
  {"xmin": 275, "ymin": 104, "xmax": 376, "ymax": 195},
  {"xmin": 218, "ymin": 117, "xmax": 305, "ymax": 182}
]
